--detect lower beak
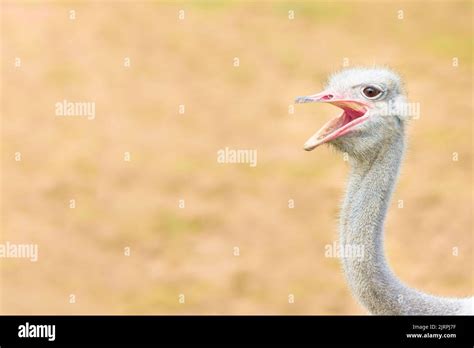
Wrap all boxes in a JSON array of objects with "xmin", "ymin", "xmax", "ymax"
[{"xmin": 295, "ymin": 92, "xmax": 369, "ymax": 151}]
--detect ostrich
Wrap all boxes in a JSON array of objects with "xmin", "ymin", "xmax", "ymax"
[{"xmin": 295, "ymin": 67, "xmax": 473, "ymax": 315}]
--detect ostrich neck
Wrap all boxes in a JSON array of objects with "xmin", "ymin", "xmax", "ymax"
[
  {"xmin": 339, "ymin": 132, "xmax": 470, "ymax": 315},
  {"xmin": 339, "ymin": 133, "xmax": 411, "ymax": 314}
]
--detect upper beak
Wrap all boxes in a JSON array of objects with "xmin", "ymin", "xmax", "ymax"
[
  {"xmin": 295, "ymin": 92, "xmax": 334, "ymax": 104},
  {"xmin": 295, "ymin": 91, "xmax": 369, "ymax": 151},
  {"xmin": 295, "ymin": 91, "xmax": 366, "ymax": 112}
]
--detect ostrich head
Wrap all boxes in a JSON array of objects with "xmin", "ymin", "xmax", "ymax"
[{"xmin": 296, "ymin": 67, "xmax": 407, "ymax": 157}]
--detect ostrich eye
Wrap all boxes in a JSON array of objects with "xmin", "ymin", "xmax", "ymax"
[{"xmin": 362, "ymin": 86, "xmax": 383, "ymax": 99}]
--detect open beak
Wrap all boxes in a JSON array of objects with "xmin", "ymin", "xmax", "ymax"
[{"xmin": 295, "ymin": 92, "xmax": 369, "ymax": 151}]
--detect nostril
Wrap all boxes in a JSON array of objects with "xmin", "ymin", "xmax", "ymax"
[{"xmin": 321, "ymin": 94, "xmax": 334, "ymax": 100}]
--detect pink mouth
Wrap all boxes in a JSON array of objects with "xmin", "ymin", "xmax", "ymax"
[{"xmin": 295, "ymin": 92, "xmax": 369, "ymax": 151}]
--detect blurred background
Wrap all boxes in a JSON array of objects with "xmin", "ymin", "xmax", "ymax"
[{"xmin": 1, "ymin": 1, "xmax": 472, "ymax": 314}]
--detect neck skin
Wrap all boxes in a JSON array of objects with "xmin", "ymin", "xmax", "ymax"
[{"xmin": 339, "ymin": 131, "xmax": 465, "ymax": 315}]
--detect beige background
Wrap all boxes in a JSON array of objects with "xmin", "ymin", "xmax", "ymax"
[{"xmin": 1, "ymin": 1, "xmax": 472, "ymax": 314}]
